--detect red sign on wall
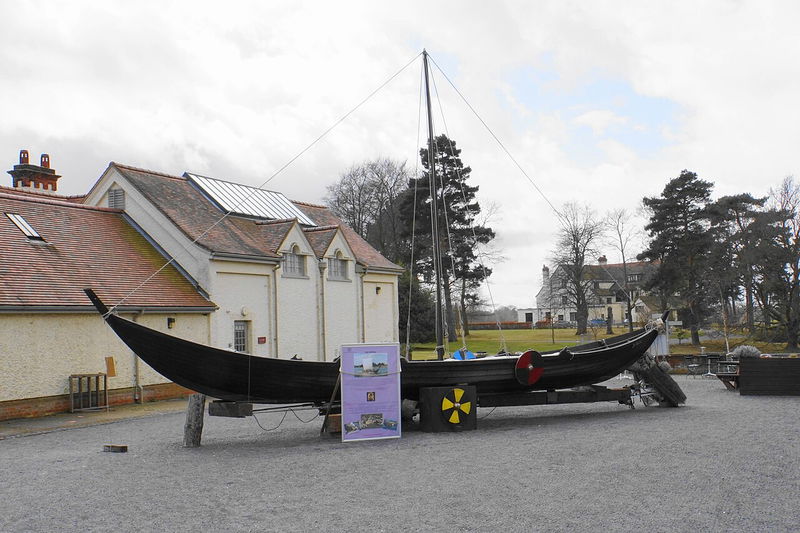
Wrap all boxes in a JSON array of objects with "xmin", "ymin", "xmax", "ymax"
[{"xmin": 257, "ymin": 337, "xmax": 267, "ymax": 344}]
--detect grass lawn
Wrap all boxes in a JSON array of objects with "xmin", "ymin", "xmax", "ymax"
[
  {"xmin": 408, "ymin": 327, "xmax": 620, "ymax": 360},
  {"xmin": 408, "ymin": 327, "xmax": 789, "ymax": 360}
]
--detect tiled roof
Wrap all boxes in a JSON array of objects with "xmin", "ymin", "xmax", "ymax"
[
  {"xmin": 0, "ymin": 192, "xmax": 214, "ymax": 311},
  {"xmin": 0, "ymin": 184, "xmax": 86, "ymax": 203},
  {"xmin": 586, "ymin": 261, "xmax": 654, "ymax": 286},
  {"xmin": 112, "ymin": 164, "xmax": 285, "ymax": 259},
  {"xmin": 293, "ymin": 201, "xmax": 403, "ymax": 271},
  {"xmin": 112, "ymin": 163, "xmax": 402, "ymax": 271},
  {"xmin": 303, "ymin": 227, "xmax": 338, "ymax": 258}
]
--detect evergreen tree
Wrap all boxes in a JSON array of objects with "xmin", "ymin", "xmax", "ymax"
[
  {"xmin": 640, "ymin": 170, "xmax": 714, "ymax": 345},
  {"xmin": 706, "ymin": 193, "xmax": 767, "ymax": 334},
  {"xmin": 398, "ymin": 271, "xmax": 437, "ymax": 347},
  {"xmin": 398, "ymin": 134, "xmax": 495, "ymax": 341}
]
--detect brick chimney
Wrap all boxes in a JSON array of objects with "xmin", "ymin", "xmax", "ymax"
[
  {"xmin": 598, "ymin": 255, "xmax": 607, "ymax": 265},
  {"xmin": 7, "ymin": 150, "xmax": 61, "ymax": 193}
]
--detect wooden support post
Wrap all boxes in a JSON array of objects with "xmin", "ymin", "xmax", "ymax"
[
  {"xmin": 320, "ymin": 374, "xmax": 341, "ymax": 435},
  {"xmin": 183, "ymin": 393, "xmax": 206, "ymax": 447}
]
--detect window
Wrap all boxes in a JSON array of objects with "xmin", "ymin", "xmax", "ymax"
[
  {"xmin": 560, "ymin": 279, "xmax": 567, "ymax": 289},
  {"xmin": 283, "ymin": 245, "xmax": 306, "ymax": 276},
  {"xmin": 606, "ymin": 297, "xmax": 612, "ymax": 304},
  {"xmin": 5, "ymin": 213, "xmax": 44, "ymax": 240},
  {"xmin": 327, "ymin": 251, "xmax": 348, "ymax": 280},
  {"xmin": 627, "ymin": 273, "xmax": 642, "ymax": 282},
  {"xmin": 569, "ymin": 312, "xmax": 577, "ymax": 322},
  {"xmin": 108, "ymin": 189, "xmax": 125, "ymax": 210},
  {"xmin": 524, "ymin": 312, "xmax": 533, "ymax": 322},
  {"xmin": 234, "ymin": 321, "xmax": 250, "ymax": 353},
  {"xmin": 561, "ymin": 295, "xmax": 568, "ymax": 305}
]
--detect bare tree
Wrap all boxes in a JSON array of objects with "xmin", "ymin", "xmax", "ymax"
[
  {"xmin": 604, "ymin": 208, "xmax": 640, "ymax": 332},
  {"xmin": 324, "ymin": 164, "xmax": 373, "ymax": 236},
  {"xmin": 751, "ymin": 176, "xmax": 800, "ymax": 350},
  {"xmin": 364, "ymin": 158, "xmax": 412, "ymax": 264},
  {"xmin": 324, "ymin": 157, "xmax": 411, "ymax": 263},
  {"xmin": 550, "ymin": 203, "xmax": 604, "ymax": 335}
]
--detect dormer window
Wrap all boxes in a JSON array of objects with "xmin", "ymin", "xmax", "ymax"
[
  {"xmin": 627, "ymin": 273, "xmax": 642, "ymax": 282},
  {"xmin": 283, "ymin": 245, "xmax": 306, "ymax": 277},
  {"xmin": 5, "ymin": 213, "xmax": 44, "ymax": 241},
  {"xmin": 328, "ymin": 251, "xmax": 348, "ymax": 281}
]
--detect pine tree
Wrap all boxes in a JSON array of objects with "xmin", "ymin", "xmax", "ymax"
[
  {"xmin": 399, "ymin": 134, "xmax": 495, "ymax": 341},
  {"xmin": 640, "ymin": 170, "xmax": 714, "ymax": 345}
]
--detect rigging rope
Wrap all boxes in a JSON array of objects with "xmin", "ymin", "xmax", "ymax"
[
  {"xmin": 428, "ymin": 55, "xmax": 561, "ymax": 219},
  {"xmin": 252, "ymin": 407, "xmax": 319, "ymax": 431},
  {"xmin": 104, "ymin": 51, "xmax": 423, "ymax": 315}
]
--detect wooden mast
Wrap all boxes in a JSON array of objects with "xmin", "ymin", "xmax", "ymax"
[{"xmin": 423, "ymin": 49, "xmax": 445, "ymax": 359}]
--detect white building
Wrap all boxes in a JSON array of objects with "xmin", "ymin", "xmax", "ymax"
[
  {"xmin": 1, "ymin": 152, "xmax": 402, "ymax": 420},
  {"xmin": 83, "ymin": 162, "xmax": 403, "ymax": 361},
  {"xmin": 521, "ymin": 257, "xmax": 656, "ymax": 327},
  {"xmin": 1, "ymin": 152, "xmax": 215, "ymax": 419}
]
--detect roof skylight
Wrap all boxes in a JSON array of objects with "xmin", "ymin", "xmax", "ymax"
[
  {"xmin": 5, "ymin": 213, "xmax": 44, "ymax": 240},
  {"xmin": 186, "ymin": 173, "xmax": 316, "ymax": 227}
]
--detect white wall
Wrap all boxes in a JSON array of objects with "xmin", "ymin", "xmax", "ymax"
[
  {"xmin": 276, "ymin": 226, "xmax": 321, "ymax": 359},
  {"xmin": 209, "ymin": 263, "xmax": 272, "ymax": 356},
  {"xmin": 324, "ymin": 272, "xmax": 359, "ymax": 360},
  {"xmin": 0, "ymin": 312, "xmax": 209, "ymax": 402},
  {"xmin": 362, "ymin": 272, "xmax": 398, "ymax": 343}
]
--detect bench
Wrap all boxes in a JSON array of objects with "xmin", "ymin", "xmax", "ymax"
[{"xmin": 715, "ymin": 372, "xmax": 740, "ymax": 391}]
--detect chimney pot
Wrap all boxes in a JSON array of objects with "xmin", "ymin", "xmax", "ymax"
[{"xmin": 8, "ymin": 151, "xmax": 60, "ymax": 192}]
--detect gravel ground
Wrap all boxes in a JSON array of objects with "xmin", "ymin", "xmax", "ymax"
[{"xmin": 1, "ymin": 376, "xmax": 797, "ymax": 532}]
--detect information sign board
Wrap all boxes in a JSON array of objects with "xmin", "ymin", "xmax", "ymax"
[{"xmin": 340, "ymin": 343, "xmax": 401, "ymax": 442}]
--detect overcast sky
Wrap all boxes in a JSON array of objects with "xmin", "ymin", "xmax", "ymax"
[{"xmin": 2, "ymin": 1, "xmax": 798, "ymax": 309}]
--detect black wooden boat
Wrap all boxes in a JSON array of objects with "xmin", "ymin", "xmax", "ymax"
[{"xmin": 85, "ymin": 289, "xmax": 662, "ymax": 404}]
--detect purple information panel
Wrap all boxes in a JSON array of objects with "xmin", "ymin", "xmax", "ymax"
[{"xmin": 340, "ymin": 343, "xmax": 401, "ymax": 442}]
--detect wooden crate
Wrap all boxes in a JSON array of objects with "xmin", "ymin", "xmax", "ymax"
[{"xmin": 739, "ymin": 357, "xmax": 800, "ymax": 396}]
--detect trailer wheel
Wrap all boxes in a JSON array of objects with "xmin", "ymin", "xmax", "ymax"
[{"xmin": 629, "ymin": 355, "xmax": 686, "ymax": 407}]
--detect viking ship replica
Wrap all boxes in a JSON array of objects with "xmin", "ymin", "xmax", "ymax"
[
  {"xmin": 85, "ymin": 289, "xmax": 665, "ymax": 404},
  {"xmin": 86, "ymin": 50, "xmax": 683, "ymax": 409}
]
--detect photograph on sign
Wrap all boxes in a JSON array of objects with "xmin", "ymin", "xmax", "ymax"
[{"xmin": 340, "ymin": 343, "xmax": 401, "ymax": 442}]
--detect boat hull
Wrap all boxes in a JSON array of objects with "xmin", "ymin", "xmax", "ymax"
[
  {"xmin": 90, "ymin": 291, "xmax": 659, "ymax": 404},
  {"xmin": 400, "ymin": 328, "xmax": 658, "ymax": 399}
]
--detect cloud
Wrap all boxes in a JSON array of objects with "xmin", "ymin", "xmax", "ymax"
[
  {"xmin": 1, "ymin": 0, "xmax": 799, "ymax": 309},
  {"xmin": 573, "ymin": 110, "xmax": 628, "ymax": 136}
]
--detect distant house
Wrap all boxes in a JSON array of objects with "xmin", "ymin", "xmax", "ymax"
[
  {"xmin": 522, "ymin": 256, "xmax": 658, "ymax": 326},
  {"xmin": 0, "ymin": 152, "xmax": 215, "ymax": 420}
]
